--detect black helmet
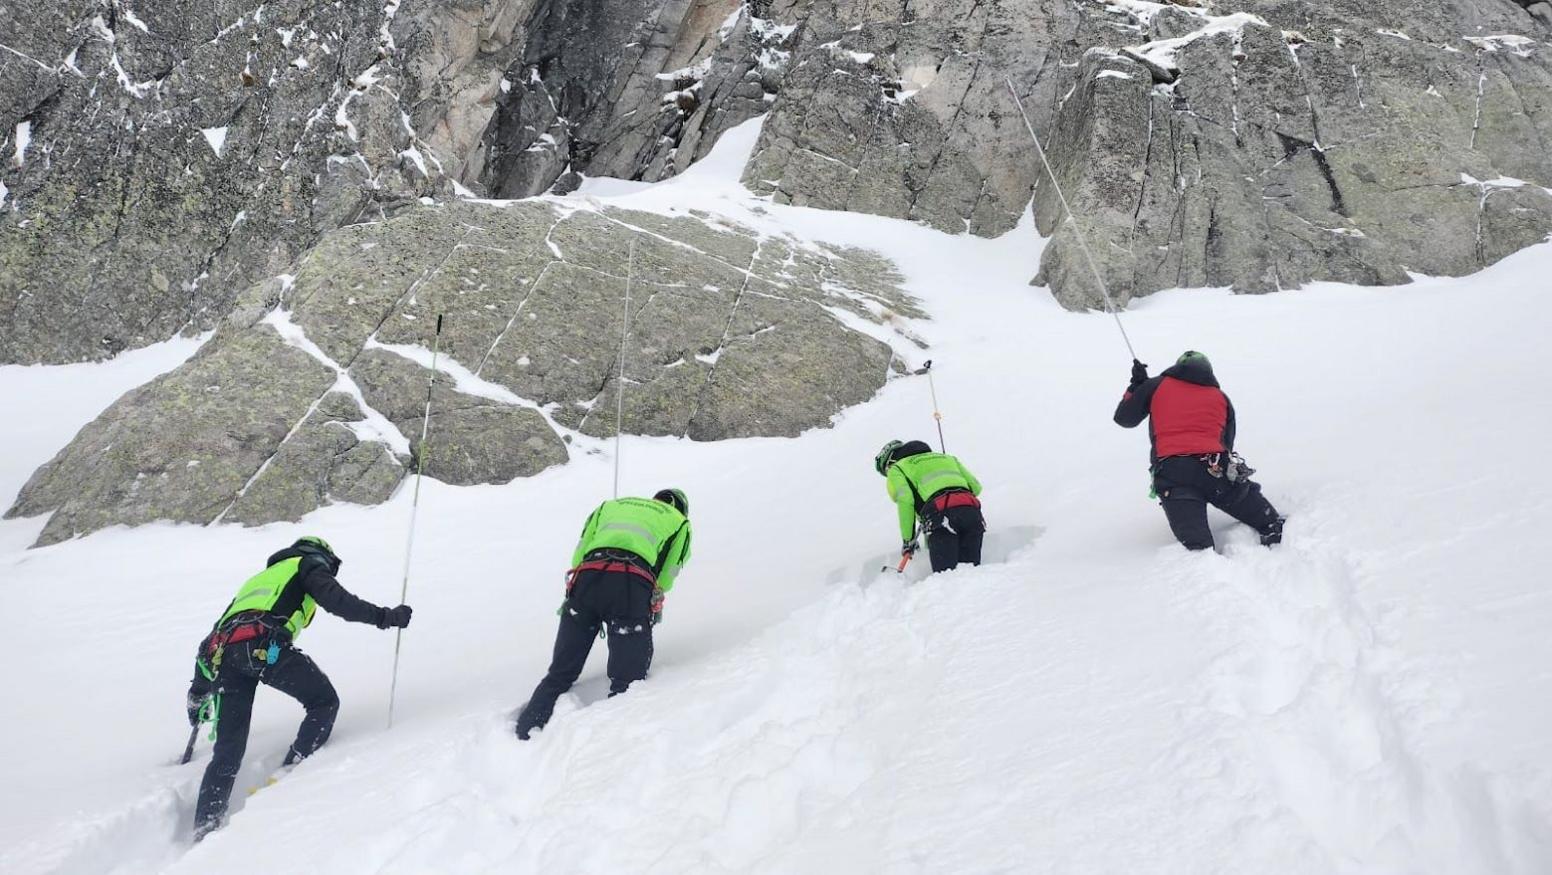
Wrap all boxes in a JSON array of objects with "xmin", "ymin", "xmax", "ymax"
[
  {"xmin": 1176, "ymin": 350, "xmax": 1212, "ymax": 370},
  {"xmin": 874, "ymin": 440, "xmax": 903, "ymax": 476},
  {"xmin": 654, "ymin": 488, "xmax": 689, "ymax": 516},
  {"xmin": 293, "ymin": 535, "xmax": 342, "ymax": 570}
]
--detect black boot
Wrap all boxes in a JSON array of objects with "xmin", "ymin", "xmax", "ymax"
[{"xmin": 1259, "ymin": 516, "xmax": 1286, "ymax": 547}]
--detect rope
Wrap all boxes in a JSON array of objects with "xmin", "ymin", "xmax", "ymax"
[{"xmin": 1006, "ymin": 77, "xmax": 1138, "ymax": 360}]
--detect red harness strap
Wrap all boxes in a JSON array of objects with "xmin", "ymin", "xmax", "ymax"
[
  {"xmin": 930, "ymin": 490, "xmax": 981, "ymax": 512},
  {"xmin": 204, "ymin": 622, "xmax": 266, "ymax": 657},
  {"xmin": 571, "ymin": 560, "xmax": 657, "ymax": 586}
]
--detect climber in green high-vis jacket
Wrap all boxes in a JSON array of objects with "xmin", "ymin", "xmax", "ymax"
[
  {"xmin": 876, "ymin": 439, "xmax": 986, "ymax": 573},
  {"xmin": 186, "ymin": 536, "xmax": 412, "ymax": 839},
  {"xmin": 515, "ymin": 489, "xmax": 692, "ymax": 739}
]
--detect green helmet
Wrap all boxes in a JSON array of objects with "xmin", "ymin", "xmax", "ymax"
[
  {"xmin": 293, "ymin": 535, "xmax": 341, "ymax": 569},
  {"xmin": 1177, "ymin": 350, "xmax": 1211, "ymax": 369},
  {"xmin": 874, "ymin": 440, "xmax": 903, "ymax": 476},
  {"xmin": 654, "ymin": 488, "xmax": 689, "ymax": 516}
]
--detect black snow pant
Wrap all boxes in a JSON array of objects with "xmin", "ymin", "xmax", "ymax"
[
  {"xmin": 193, "ymin": 638, "xmax": 339, "ymax": 836},
  {"xmin": 515, "ymin": 568, "xmax": 655, "ymax": 739},
  {"xmin": 925, "ymin": 505, "xmax": 986, "ymax": 573},
  {"xmin": 1154, "ymin": 455, "xmax": 1284, "ymax": 551}
]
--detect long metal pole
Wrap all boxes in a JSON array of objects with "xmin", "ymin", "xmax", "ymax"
[
  {"xmin": 613, "ymin": 240, "xmax": 635, "ymax": 498},
  {"xmin": 923, "ymin": 360, "xmax": 946, "ymax": 453},
  {"xmin": 1006, "ymin": 77, "xmax": 1138, "ymax": 360},
  {"xmin": 388, "ymin": 313, "xmax": 442, "ymax": 729}
]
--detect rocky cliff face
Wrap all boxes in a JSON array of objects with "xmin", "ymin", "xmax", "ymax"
[
  {"xmin": 6, "ymin": 1, "xmax": 1550, "ymax": 365},
  {"xmin": 0, "ymin": 0, "xmax": 797, "ymax": 365},
  {"xmin": 0, "ymin": 0, "xmax": 529, "ymax": 363},
  {"xmin": 1032, "ymin": 0, "xmax": 1552, "ymax": 306},
  {"xmin": 737, "ymin": 0, "xmax": 1552, "ymax": 305}
]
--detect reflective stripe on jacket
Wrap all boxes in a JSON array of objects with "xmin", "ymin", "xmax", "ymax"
[
  {"xmin": 218, "ymin": 557, "xmax": 318, "ymax": 639},
  {"xmin": 886, "ymin": 452, "xmax": 983, "ymax": 541},
  {"xmin": 570, "ymin": 497, "xmax": 693, "ymax": 592}
]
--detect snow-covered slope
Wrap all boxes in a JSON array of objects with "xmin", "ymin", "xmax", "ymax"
[{"xmin": 2, "ymin": 121, "xmax": 1550, "ymax": 874}]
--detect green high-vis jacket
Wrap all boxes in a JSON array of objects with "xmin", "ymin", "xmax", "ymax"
[
  {"xmin": 571, "ymin": 497, "xmax": 693, "ymax": 591},
  {"xmin": 885, "ymin": 452, "xmax": 982, "ymax": 541},
  {"xmin": 221, "ymin": 557, "xmax": 318, "ymax": 639}
]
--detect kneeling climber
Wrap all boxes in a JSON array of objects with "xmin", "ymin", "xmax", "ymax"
[
  {"xmin": 876, "ymin": 439, "xmax": 985, "ymax": 573},
  {"xmin": 514, "ymin": 489, "xmax": 692, "ymax": 740},
  {"xmin": 1113, "ymin": 351, "xmax": 1286, "ymax": 551},
  {"xmin": 185, "ymin": 536, "xmax": 412, "ymax": 839}
]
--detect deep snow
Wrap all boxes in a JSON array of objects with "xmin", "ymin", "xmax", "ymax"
[{"xmin": 1, "ymin": 119, "xmax": 1549, "ymax": 874}]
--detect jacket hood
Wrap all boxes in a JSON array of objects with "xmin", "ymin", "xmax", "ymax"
[
  {"xmin": 1162, "ymin": 358, "xmax": 1219, "ymax": 388},
  {"xmin": 894, "ymin": 440, "xmax": 934, "ymax": 461}
]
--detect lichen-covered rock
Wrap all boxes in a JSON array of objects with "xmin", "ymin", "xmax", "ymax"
[
  {"xmin": 275, "ymin": 199, "xmax": 918, "ymax": 442},
  {"xmin": 224, "ymin": 392, "xmax": 406, "ymax": 526},
  {"xmin": 739, "ymin": 0, "xmax": 1552, "ymax": 304},
  {"xmin": 6, "ymin": 199, "xmax": 918, "ymax": 544},
  {"xmin": 1030, "ymin": 5, "xmax": 1552, "ymax": 307},
  {"xmin": 743, "ymin": 2, "xmax": 1075, "ymax": 237},
  {"xmin": 5, "ymin": 324, "xmax": 336, "ymax": 544},
  {"xmin": 1033, "ymin": 3, "xmax": 1552, "ymax": 307},
  {"xmin": 349, "ymin": 348, "xmax": 567, "ymax": 485},
  {"xmin": 0, "ymin": 0, "xmax": 528, "ymax": 365}
]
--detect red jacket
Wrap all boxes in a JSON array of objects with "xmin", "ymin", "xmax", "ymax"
[{"xmin": 1113, "ymin": 360, "xmax": 1236, "ymax": 463}]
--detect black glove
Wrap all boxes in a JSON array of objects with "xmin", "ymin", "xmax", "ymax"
[
  {"xmin": 186, "ymin": 690, "xmax": 207, "ymax": 727},
  {"xmin": 376, "ymin": 604, "xmax": 413, "ymax": 629},
  {"xmin": 902, "ymin": 538, "xmax": 919, "ymax": 557},
  {"xmin": 1130, "ymin": 358, "xmax": 1149, "ymax": 387}
]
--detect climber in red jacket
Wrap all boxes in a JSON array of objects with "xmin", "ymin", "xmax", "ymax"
[{"xmin": 1114, "ymin": 351, "xmax": 1285, "ymax": 551}]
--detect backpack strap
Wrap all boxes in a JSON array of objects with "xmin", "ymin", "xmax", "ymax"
[{"xmin": 652, "ymin": 521, "xmax": 689, "ymax": 579}]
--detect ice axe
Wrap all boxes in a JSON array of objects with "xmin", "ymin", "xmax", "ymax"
[
  {"xmin": 178, "ymin": 724, "xmax": 199, "ymax": 765},
  {"xmin": 881, "ymin": 545, "xmax": 915, "ymax": 575}
]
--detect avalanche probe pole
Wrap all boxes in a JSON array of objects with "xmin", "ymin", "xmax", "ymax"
[
  {"xmin": 1006, "ymin": 78, "xmax": 1139, "ymax": 361},
  {"xmin": 613, "ymin": 239, "xmax": 635, "ymax": 498},
  {"xmin": 388, "ymin": 313, "xmax": 443, "ymax": 730},
  {"xmin": 921, "ymin": 359, "xmax": 946, "ymax": 453}
]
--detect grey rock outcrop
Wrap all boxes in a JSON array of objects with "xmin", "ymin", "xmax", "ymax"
[
  {"xmin": 7, "ymin": 323, "xmax": 339, "ymax": 544},
  {"xmin": 742, "ymin": 0, "xmax": 1073, "ymax": 236},
  {"xmin": 0, "ymin": 0, "xmax": 530, "ymax": 364},
  {"xmin": 6, "ymin": 199, "xmax": 917, "ymax": 544},
  {"xmin": 225, "ymin": 391, "xmax": 405, "ymax": 527},
  {"xmin": 736, "ymin": 0, "xmax": 1552, "ymax": 304},
  {"xmin": 479, "ymin": 0, "xmax": 795, "ymax": 197},
  {"xmin": 349, "ymin": 348, "xmax": 567, "ymax": 486},
  {"xmin": 9, "ymin": 0, "xmax": 1551, "ymax": 364},
  {"xmin": 1034, "ymin": 2, "xmax": 1552, "ymax": 308},
  {"xmin": 0, "ymin": 0, "xmax": 799, "ymax": 364}
]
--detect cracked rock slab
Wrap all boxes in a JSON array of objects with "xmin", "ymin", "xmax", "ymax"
[
  {"xmin": 350, "ymin": 348, "xmax": 568, "ymax": 486},
  {"xmin": 5, "ymin": 324, "xmax": 336, "ymax": 545},
  {"xmin": 224, "ymin": 391, "xmax": 406, "ymax": 526},
  {"xmin": 7, "ymin": 199, "xmax": 917, "ymax": 544}
]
